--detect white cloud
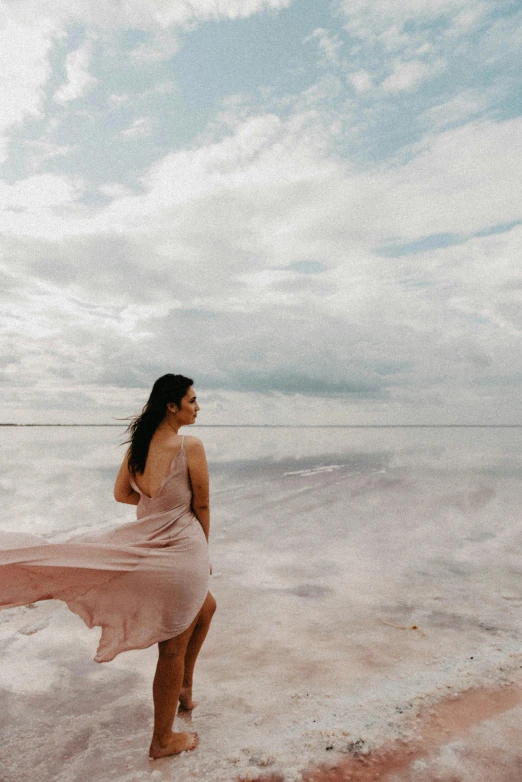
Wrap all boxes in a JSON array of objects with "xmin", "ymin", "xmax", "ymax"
[
  {"xmin": 99, "ymin": 183, "xmax": 136, "ymax": 200},
  {"xmin": 380, "ymin": 117, "xmax": 522, "ymax": 238},
  {"xmin": 3, "ymin": 104, "xmax": 521, "ymax": 252},
  {"xmin": 380, "ymin": 58, "xmax": 440, "ymax": 93},
  {"xmin": 420, "ymin": 89, "xmax": 493, "ymax": 131},
  {"xmin": 143, "ymin": 80, "xmax": 176, "ymax": 96},
  {"xmin": 108, "ymin": 93, "xmax": 129, "ymax": 105},
  {"xmin": 334, "ymin": 0, "xmax": 491, "ymax": 81},
  {"xmin": 23, "ymin": 140, "xmax": 74, "ymax": 172},
  {"xmin": 304, "ymin": 28, "xmax": 343, "ymax": 66},
  {"xmin": 82, "ymin": 110, "xmax": 340, "ymax": 250},
  {"xmin": 0, "ymin": 173, "xmax": 85, "ymax": 239},
  {"xmin": 3, "ymin": 0, "xmax": 294, "ymax": 30},
  {"xmin": 0, "ymin": 0, "xmax": 520, "ymax": 423},
  {"xmin": 109, "ymin": 81, "xmax": 175, "ymax": 108},
  {"xmin": 376, "ymin": 23, "xmax": 412, "ymax": 53},
  {"xmin": 0, "ymin": 0, "xmax": 295, "ymax": 170},
  {"xmin": 348, "ymin": 69, "xmax": 373, "ymax": 93},
  {"xmin": 0, "ymin": 173, "xmax": 82, "ymax": 210},
  {"xmin": 130, "ymin": 0, "xmax": 294, "ymax": 26},
  {"xmin": 445, "ymin": 3, "xmax": 489, "ymax": 36},
  {"xmin": 53, "ymin": 40, "xmax": 97, "ymax": 105},
  {"xmin": 129, "ymin": 31, "xmax": 180, "ymax": 62},
  {"xmin": 337, "ymin": 0, "xmax": 481, "ymax": 42},
  {"xmin": 98, "ymin": 109, "xmax": 522, "ymax": 251},
  {"xmin": 120, "ymin": 116, "xmax": 154, "ymax": 139},
  {"xmin": 3, "ymin": 219, "xmax": 521, "ymax": 423},
  {"xmin": 332, "ymin": 0, "xmax": 491, "ymax": 109},
  {"xmin": 0, "ymin": 11, "xmax": 54, "ymax": 161}
]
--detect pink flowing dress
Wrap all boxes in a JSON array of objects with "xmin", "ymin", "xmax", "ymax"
[{"xmin": 0, "ymin": 437, "xmax": 209, "ymax": 662}]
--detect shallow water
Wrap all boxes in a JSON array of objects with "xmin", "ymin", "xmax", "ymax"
[{"xmin": 1, "ymin": 426, "xmax": 521, "ymax": 782}]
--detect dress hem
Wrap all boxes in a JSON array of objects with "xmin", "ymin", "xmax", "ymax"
[{"xmin": 92, "ymin": 589, "xmax": 208, "ymax": 663}]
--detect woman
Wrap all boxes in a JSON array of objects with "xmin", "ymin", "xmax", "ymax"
[
  {"xmin": 0, "ymin": 373, "xmax": 215, "ymax": 760},
  {"xmin": 114, "ymin": 373, "xmax": 216, "ymax": 758}
]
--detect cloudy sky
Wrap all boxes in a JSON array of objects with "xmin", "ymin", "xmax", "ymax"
[{"xmin": 0, "ymin": 0, "xmax": 521, "ymax": 425}]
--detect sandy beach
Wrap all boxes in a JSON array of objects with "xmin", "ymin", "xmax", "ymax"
[{"xmin": 1, "ymin": 426, "xmax": 521, "ymax": 781}]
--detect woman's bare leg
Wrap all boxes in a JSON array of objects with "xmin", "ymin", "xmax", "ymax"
[
  {"xmin": 179, "ymin": 591, "xmax": 217, "ymax": 711},
  {"xmin": 149, "ymin": 616, "xmax": 200, "ymax": 759}
]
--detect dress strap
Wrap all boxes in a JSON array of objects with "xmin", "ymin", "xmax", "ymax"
[{"xmin": 181, "ymin": 435, "xmax": 185, "ymax": 450}]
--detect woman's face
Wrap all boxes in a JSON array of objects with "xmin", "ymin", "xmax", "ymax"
[{"xmin": 173, "ymin": 386, "xmax": 199, "ymax": 425}]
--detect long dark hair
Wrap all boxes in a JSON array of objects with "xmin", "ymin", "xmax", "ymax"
[{"xmin": 124, "ymin": 374, "xmax": 193, "ymax": 475}]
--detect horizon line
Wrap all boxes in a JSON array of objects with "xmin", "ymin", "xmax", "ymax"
[{"xmin": 1, "ymin": 423, "xmax": 521, "ymax": 429}]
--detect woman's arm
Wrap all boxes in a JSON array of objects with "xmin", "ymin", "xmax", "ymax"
[
  {"xmin": 114, "ymin": 449, "xmax": 140, "ymax": 505},
  {"xmin": 186, "ymin": 437, "xmax": 210, "ymax": 542}
]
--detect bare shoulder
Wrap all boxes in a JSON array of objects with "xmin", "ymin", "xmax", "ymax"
[
  {"xmin": 184, "ymin": 436, "xmax": 208, "ymax": 482},
  {"xmin": 183, "ymin": 435, "xmax": 205, "ymax": 452},
  {"xmin": 183, "ymin": 436, "xmax": 207, "ymax": 466}
]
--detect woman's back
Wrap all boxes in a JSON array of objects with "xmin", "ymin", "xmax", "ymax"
[
  {"xmin": 129, "ymin": 435, "xmax": 194, "ymax": 520},
  {"xmin": 133, "ymin": 432, "xmax": 185, "ymax": 500}
]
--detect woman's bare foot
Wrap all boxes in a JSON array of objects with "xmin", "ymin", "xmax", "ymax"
[
  {"xmin": 149, "ymin": 731, "xmax": 198, "ymax": 759},
  {"xmin": 179, "ymin": 685, "xmax": 198, "ymax": 711}
]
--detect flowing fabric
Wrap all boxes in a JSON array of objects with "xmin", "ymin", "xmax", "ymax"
[{"xmin": 0, "ymin": 437, "xmax": 209, "ymax": 662}]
